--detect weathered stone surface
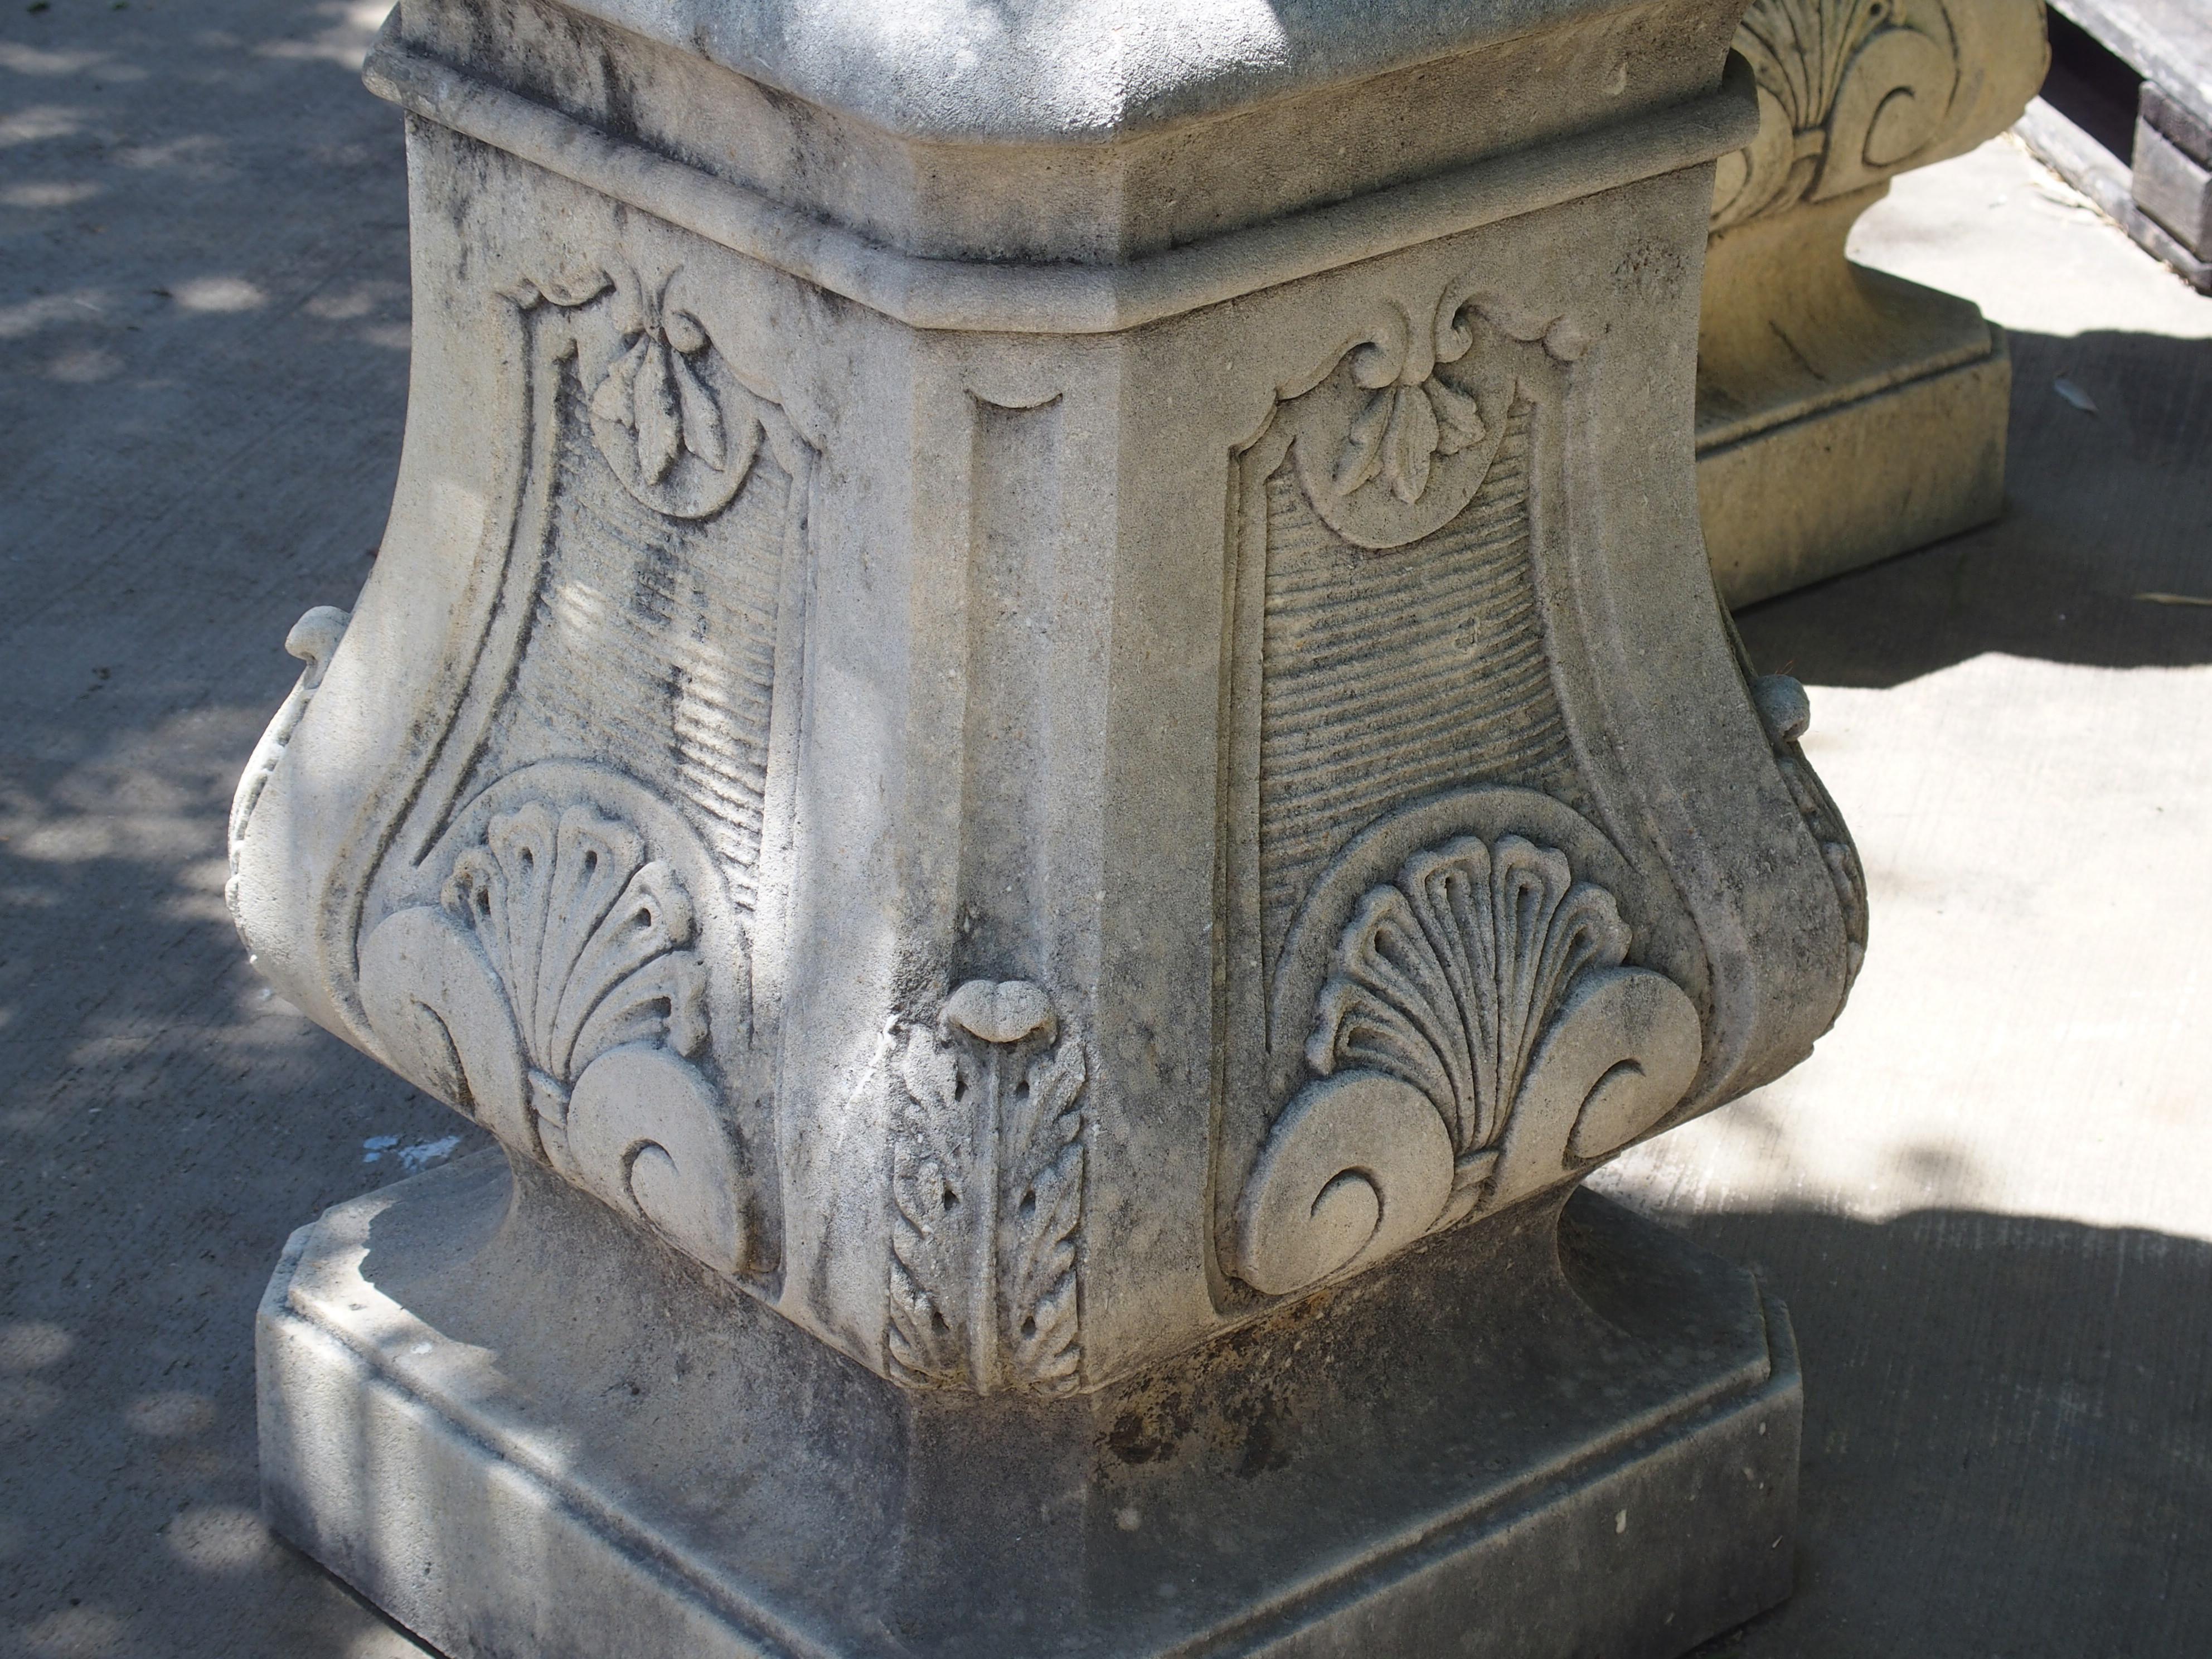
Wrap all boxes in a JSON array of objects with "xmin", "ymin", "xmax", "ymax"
[
  {"xmin": 231, "ymin": 0, "xmax": 1862, "ymax": 1649},
  {"xmin": 261, "ymin": 1151, "xmax": 1799, "ymax": 1659},
  {"xmin": 1696, "ymin": 0, "xmax": 2048, "ymax": 604}
]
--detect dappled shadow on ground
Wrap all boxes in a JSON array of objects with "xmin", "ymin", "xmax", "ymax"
[
  {"xmin": 1737, "ymin": 327, "xmax": 2212, "ymax": 686},
  {"xmin": 5, "ymin": 3, "xmax": 2210, "ymax": 1656},
  {"xmin": 1666, "ymin": 1204, "xmax": 2212, "ymax": 1658},
  {"xmin": 1, "ymin": 2, "xmax": 474, "ymax": 1655}
]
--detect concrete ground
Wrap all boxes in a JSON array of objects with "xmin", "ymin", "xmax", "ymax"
[
  {"xmin": 1619, "ymin": 135, "xmax": 2212, "ymax": 1657},
  {"xmin": 0, "ymin": 1, "xmax": 2207, "ymax": 1653}
]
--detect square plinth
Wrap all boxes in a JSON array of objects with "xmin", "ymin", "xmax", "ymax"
[
  {"xmin": 259, "ymin": 1151, "xmax": 1798, "ymax": 1659},
  {"xmin": 1697, "ymin": 330, "xmax": 2012, "ymax": 608}
]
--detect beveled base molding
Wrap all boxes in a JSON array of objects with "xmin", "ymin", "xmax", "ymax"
[
  {"xmin": 1699, "ymin": 329, "xmax": 2011, "ymax": 609},
  {"xmin": 259, "ymin": 1151, "xmax": 1798, "ymax": 1659}
]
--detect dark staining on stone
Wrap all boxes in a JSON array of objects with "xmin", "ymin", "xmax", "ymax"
[{"xmin": 1105, "ymin": 1388, "xmax": 1194, "ymax": 1466}]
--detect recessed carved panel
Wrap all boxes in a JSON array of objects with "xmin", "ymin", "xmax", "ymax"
[
  {"xmin": 1223, "ymin": 281, "xmax": 1600, "ymax": 1021},
  {"xmin": 472, "ymin": 265, "xmax": 811, "ymax": 918},
  {"xmin": 334, "ymin": 251, "xmax": 811, "ymax": 1292},
  {"xmin": 1254, "ymin": 411, "xmax": 1582, "ymax": 966},
  {"xmin": 1216, "ymin": 282, "xmax": 1711, "ymax": 1301}
]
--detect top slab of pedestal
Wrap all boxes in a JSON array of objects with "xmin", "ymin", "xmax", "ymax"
[
  {"xmin": 537, "ymin": 0, "xmax": 1730, "ymax": 142},
  {"xmin": 394, "ymin": 0, "xmax": 1748, "ymax": 260}
]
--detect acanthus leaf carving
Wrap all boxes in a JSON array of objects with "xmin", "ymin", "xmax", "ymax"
[
  {"xmin": 511, "ymin": 263, "xmax": 764, "ymax": 520},
  {"xmin": 1278, "ymin": 278, "xmax": 1591, "ymax": 551},
  {"xmin": 887, "ymin": 981, "xmax": 1086, "ymax": 1396},
  {"xmin": 1233, "ymin": 832, "xmax": 1701, "ymax": 1299},
  {"xmin": 360, "ymin": 798, "xmax": 751, "ymax": 1276},
  {"xmin": 1713, "ymin": 0, "xmax": 1962, "ymax": 230}
]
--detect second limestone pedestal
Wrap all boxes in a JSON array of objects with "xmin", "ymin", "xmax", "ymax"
[{"xmin": 1696, "ymin": 0, "xmax": 2049, "ymax": 605}]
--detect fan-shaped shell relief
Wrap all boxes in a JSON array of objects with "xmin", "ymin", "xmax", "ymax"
[
  {"xmin": 359, "ymin": 799, "xmax": 753, "ymax": 1275},
  {"xmin": 1230, "ymin": 830, "xmax": 1702, "ymax": 1298}
]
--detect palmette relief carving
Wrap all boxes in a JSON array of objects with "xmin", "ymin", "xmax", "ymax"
[
  {"xmin": 1233, "ymin": 831, "xmax": 1701, "ymax": 1299},
  {"xmin": 887, "ymin": 981, "xmax": 1086, "ymax": 1396},
  {"xmin": 1714, "ymin": 0, "xmax": 1962, "ymax": 229},
  {"xmin": 1273, "ymin": 276, "xmax": 1594, "ymax": 549},
  {"xmin": 506, "ymin": 264, "xmax": 768, "ymax": 520},
  {"xmin": 360, "ymin": 799, "xmax": 754, "ymax": 1275}
]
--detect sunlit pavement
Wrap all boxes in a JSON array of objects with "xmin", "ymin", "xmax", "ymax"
[
  {"xmin": 1603, "ymin": 138, "xmax": 2212, "ymax": 1656},
  {"xmin": 3, "ymin": 3, "xmax": 2210, "ymax": 1653}
]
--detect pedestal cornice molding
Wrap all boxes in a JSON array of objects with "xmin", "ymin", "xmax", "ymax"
[{"xmin": 366, "ymin": 23, "xmax": 1760, "ymax": 336}]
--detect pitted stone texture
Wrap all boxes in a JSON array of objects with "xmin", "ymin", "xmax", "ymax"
[
  {"xmin": 238, "ymin": 2, "xmax": 1853, "ymax": 1646},
  {"xmin": 260, "ymin": 1152, "xmax": 1800, "ymax": 1659},
  {"xmin": 230, "ymin": 113, "xmax": 1860, "ymax": 1391}
]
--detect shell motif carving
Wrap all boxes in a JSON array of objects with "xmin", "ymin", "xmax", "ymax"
[
  {"xmin": 1714, "ymin": 0, "xmax": 1962, "ymax": 229},
  {"xmin": 886, "ymin": 981, "xmax": 1087, "ymax": 1396},
  {"xmin": 360, "ymin": 800, "xmax": 752, "ymax": 1275},
  {"xmin": 1232, "ymin": 835, "xmax": 1701, "ymax": 1297}
]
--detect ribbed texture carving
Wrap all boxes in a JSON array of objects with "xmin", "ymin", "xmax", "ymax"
[
  {"xmin": 494, "ymin": 374, "xmax": 787, "ymax": 911},
  {"xmin": 1258, "ymin": 405, "xmax": 1579, "ymax": 963}
]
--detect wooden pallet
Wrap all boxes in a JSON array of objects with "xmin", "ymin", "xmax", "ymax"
[{"xmin": 2020, "ymin": 0, "xmax": 2212, "ymax": 292}]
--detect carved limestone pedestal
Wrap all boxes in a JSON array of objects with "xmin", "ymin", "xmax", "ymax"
[
  {"xmin": 234, "ymin": 3, "xmax": 1866, "ymax": 1654},
  {"xmin": 1696, "ymin": 0, "xmax": 2049, "ymax": 607}
]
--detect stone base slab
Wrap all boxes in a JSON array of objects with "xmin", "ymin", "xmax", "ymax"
[
  {"xmin": 1699, "ymin": 332, "xmax": 2011, "ymax": 609},
  {"xmin": 259, "ymin": 1151, "xmax": 1798, "ymax": 1659}
]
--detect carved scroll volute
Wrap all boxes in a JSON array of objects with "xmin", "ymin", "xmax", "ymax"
[
  {"xmin": 358, "ymin": 797, "xmax": 755, "ymax": 1277},
  {"xmin": 1234, "ymin": 1072, "xmax": 1454, "ymax": 1298},
  {"xmin": 1713, "ymin": 0, "xmax": 1964, "ymax": 230},
  {"xmin": 1750, "ymin": 673, "xmax": 1869, "ymax": 998},
  {"xmin": 887, "ymin": 981, "xmax": 1088, "ymax": 1396},
  {"xmin": 1231, "ymin": 823, "xmax": 1702, "ymax": 1301},
  {"xmin": 1823, "ymin": 20, "xmax": 1959, "ymax": 186},
  {"xmin": 228, "ymin": 605, "xmax": 350, "ymax": 918}
]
